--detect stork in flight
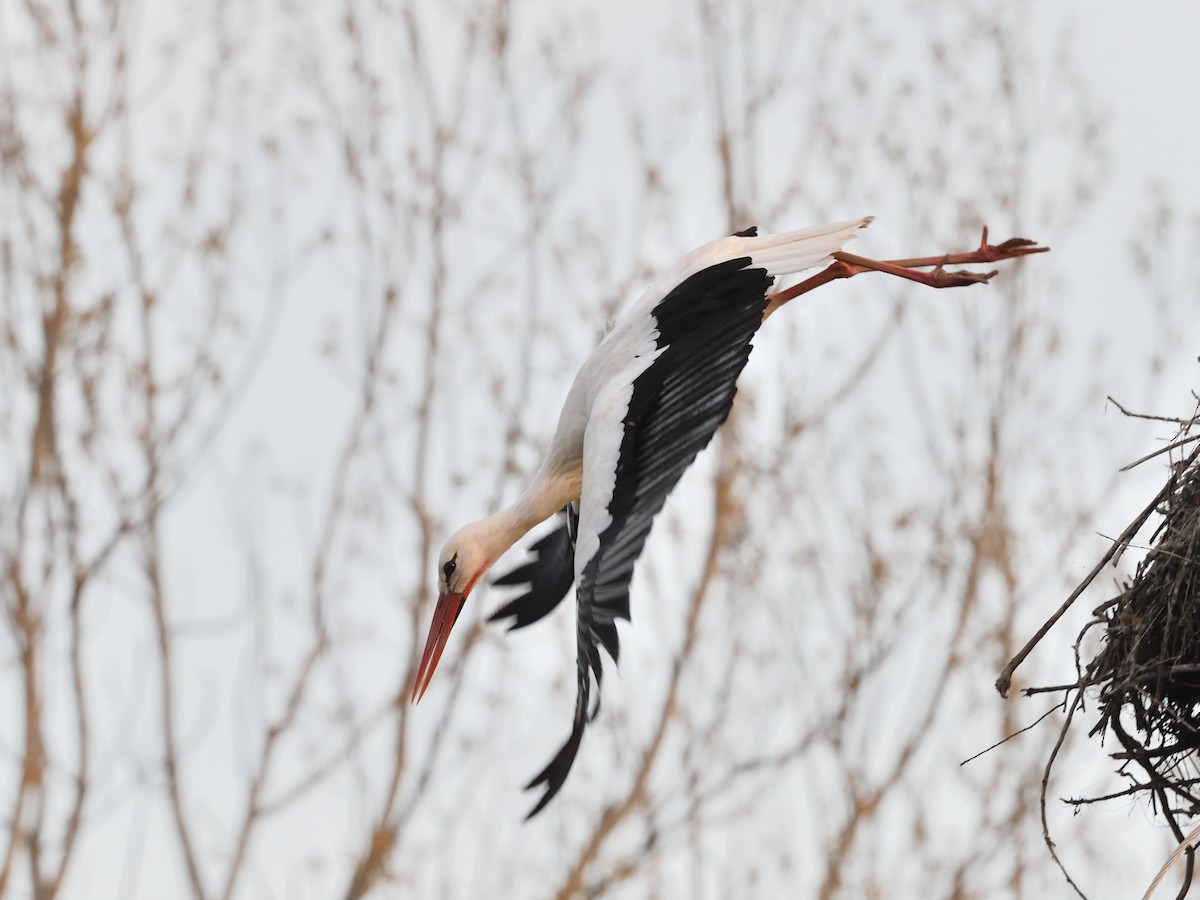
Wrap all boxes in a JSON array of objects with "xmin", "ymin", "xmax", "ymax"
[{"xmin": 411, "ymin": 219, "xmax": 1046, "ymax": 817}]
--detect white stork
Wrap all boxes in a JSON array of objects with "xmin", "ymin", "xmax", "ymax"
[{"xmin": 411, "ymin": 218, "xmax": 1045, "ymax": 817}]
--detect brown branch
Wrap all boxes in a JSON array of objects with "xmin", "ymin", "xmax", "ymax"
[
  {"xmin": 6, "ymin": 37, "xmax": 97, "ymax": 896},
  {"xmin": 339, "ymin": 5, "xmax": 457, "ymax": 894},
  {"xmin": 143, "ymin": 406, "xmax": 208, "ymax": 900},
  {"xmin": 41, "ymin": 572, "xmax": 93, "ymax": 899},
  {"xmin": 28, "ymin": 86, "xmax": 93, "ymax": 488},
  {"xmin": 0, "ymin": 560, "xmax": 41, "ymax": 897},
  {"xmin": 217, "ymin": 633, "xmax": 328, "ymax": 900},
  {"xmin": 220, "ymin": 295, "xmax": 388, "ymax": 898}
]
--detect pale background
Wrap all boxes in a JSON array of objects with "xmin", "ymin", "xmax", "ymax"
[{"xmin": 2, "ymin": 2, "xmax": 1199, "ymax": 898}]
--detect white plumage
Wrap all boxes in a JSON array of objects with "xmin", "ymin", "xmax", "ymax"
[
  {"xmin": 412, "ymin": 216, "xmax": 871, "ymax": 816},
  {"xmin": 572, "ymin": 217, "xmax": 870, "ymax": 582}
]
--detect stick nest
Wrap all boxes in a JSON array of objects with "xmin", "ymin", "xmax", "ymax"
[
  {"xmin": 1003, "ymin": 396, "xmax": 1200, "ymax": 897},
  {"xmin": 1084, "ymin": 419, "xmax": 1200, "ymax": 824}
]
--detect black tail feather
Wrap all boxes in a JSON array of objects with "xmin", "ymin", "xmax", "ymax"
[{"xmin": 524, "ymin": 672, "xmax": 589, "ymax": 819}]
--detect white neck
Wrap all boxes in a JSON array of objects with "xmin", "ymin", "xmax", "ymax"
[{"xmin": 461, "ymin": 469, "xmax": 578, "ymax": 573}]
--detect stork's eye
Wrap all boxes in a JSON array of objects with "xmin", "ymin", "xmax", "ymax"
[{"xmin": 443, "ymin": 557, "xmax": 457, "ymax": 581}]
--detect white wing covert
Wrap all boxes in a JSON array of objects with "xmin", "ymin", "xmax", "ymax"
[{"xmin": 521, "ymin": 218, "xmax": 869, "ymax": 817}]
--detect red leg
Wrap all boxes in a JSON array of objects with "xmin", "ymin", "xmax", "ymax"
[{"xmin": 763, "ymin": 227, "xmax": 1048, "ymax": 319}]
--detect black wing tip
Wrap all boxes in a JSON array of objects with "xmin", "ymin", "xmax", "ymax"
[
  {"xmin": 485, "ymin": 598, "xmax": 527, "ymax": 630},
  {"xmin": 491, "ymin": 565, "xmax": 532, "ymax": 587},
  {"xmin": 488, "ymin": 519, "xmax": 575, "ymax": 632},
  {"xmin": 733, "ymin": 225, "xmax": 758, "ymax": 237}
]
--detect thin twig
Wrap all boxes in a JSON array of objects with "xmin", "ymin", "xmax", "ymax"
[
  {"xmin": 1040, "ymin": 691, "xmax": 1090, "ymax": 899},
  {"xmin": 1121, "ymin": 433, "xmax": 1200, "ymax": 473},
  {"xmin": 997, "ymin": 441, "xmax": 1200, "ymax": 697},
  {"xmin": 1143, "ymin": 820, "xmax": 1200, "ymax": 900},
  {"xmin": 960, "ymin": 705, "xmax": 1061, "ymax": 766},
  {"xmin": 1108, "ymin": 396, "xmax": 1193, "ymax": 425}
]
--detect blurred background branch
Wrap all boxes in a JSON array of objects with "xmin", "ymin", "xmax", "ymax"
[{"xmin": 0, "ymin": 1, "xmax": 1195, "ymax": 898}]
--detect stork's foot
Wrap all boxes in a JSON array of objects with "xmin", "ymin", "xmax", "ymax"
[
  {"xmin": 763, "ymin": 226, "xmax": 1049, "ymax": 317},
  {"xmin": 880, "ymin": 227, "xmax": 1048, "ymax": 269},
  {"xmin": 830, "ymin": 252, "xmax": 999, "ymax": 289}
]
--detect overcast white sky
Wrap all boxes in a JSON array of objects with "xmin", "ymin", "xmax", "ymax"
[{"xmin": 4, "ymin": 3, "xmax": 1200, "ymax": 899}]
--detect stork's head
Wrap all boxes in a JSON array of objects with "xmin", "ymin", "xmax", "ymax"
[{"xmin": 411, "ymin": 523, "xmax": 493, "ymax": 703}]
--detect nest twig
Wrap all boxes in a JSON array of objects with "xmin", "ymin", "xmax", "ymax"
[{"xmin": 1001, "ymin": 394, "xmax": 1200, "ymax": 899}]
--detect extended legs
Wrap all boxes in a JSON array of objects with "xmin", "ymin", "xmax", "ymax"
[{"xmin": 763, "ymin": 227, "xmax": 1048, "ymax": 318}]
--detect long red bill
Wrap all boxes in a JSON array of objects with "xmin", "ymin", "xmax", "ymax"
[{"xmin": 411, "ymin": 591, "xmax": 466, "ymax": 704}]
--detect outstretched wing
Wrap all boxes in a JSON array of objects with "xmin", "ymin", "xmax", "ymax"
[
  {"xmin": 488, "ymin": 504, "xmax": 578, "ymax": 630},
  {"xmin": 523, "ymin": 256, "xmax": 774, "ymax": 817}
]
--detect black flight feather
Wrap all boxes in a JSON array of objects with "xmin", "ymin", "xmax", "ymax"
[
  {"xmin": 524, "ymin": 257, "xmax": 772, "ymax": 817},
  {"xmin": 489, "ymin": 504, "xmax": 578, "ymax": 630}
]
